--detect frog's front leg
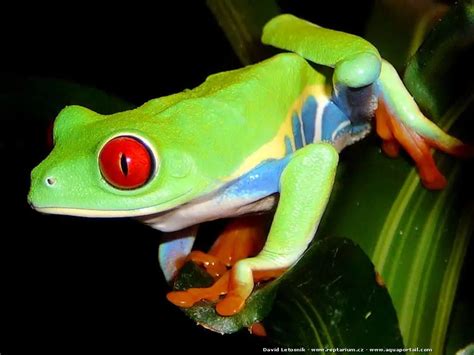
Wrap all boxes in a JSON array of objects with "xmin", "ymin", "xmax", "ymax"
[
  {"xmin": 167, "ymin": 143, "xmax": 338, "ymax": 315},
  {"xmin": 217, "ymin": 143, "xmax": 338, "ymax": 315}
]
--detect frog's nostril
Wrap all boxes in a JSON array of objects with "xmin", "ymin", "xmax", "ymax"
[{"xmin": 46, "ymin": 177, "xmax": 57, "ymax": 186}]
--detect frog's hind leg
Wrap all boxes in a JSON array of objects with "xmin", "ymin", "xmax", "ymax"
[
  {"xmin": 375, "ymin": 60, "xmax": 473, "ymax": 189},
  {"xmin": 376, "ymin": 98, "xmax": 446, "ymax": 189},
  {"xmin": 262, "ymin": 14, "xmax": 472, "ymax": 189}
]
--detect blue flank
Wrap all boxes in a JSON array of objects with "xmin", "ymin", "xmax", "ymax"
[
  {"xmin": 223, "ymin": 156, "xmax": 291, "ymax": 200},
  {"xmin": 301, "ymin": 96, "xmax": 317, "ymax": 143},
  {"xmin": 285, "ymin": 136, "xmax": 293, "ymax": 155},
  {"xmin": 332, "ymin": 84, "xmax": 352, "ymax": 119},
  {"xmin": 292, "ymin": 94, "xmax": 352, "ymax": 148},
  {"xmin": 321, "ymin": 101, "xmax": 351, "ymax": 141},
  {"xmin": 334, "ymin": 83, "xmax": 377, "ymax": 125},
  {"xmin": 292, "ymin": 112, "xmax": 304, "ymax": 149},
  {"xmin": 159, "ymin": 92, "xmax": 371, "ymax": 281},
  {"xmin": 224, "ymin": 94, "xmax": 360, "ymax": 202}
]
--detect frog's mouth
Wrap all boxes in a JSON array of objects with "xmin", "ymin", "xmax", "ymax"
[
  {"xmin": 32, "ymin": 206, "xmax": 150, "ymax": 218},
  {"xmin": 29, "ymin": 189, "xmax": 195, "ymax": 218}
]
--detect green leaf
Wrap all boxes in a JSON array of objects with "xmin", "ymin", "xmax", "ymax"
[
  {"xmin": 265, "ymin": 238, "xmax": 403, "ymax": 348},
  {"xmin": 318, "ymin": 117, "xmax": 473, "ymax": 351},
  {"xmin": 365, "ymin": 0, "xmax": 449, "ymax": 71},
  {"xmin": 173, "ymin": 261, "xmax": 277, "ymax": 334},
  {"xmin": 206, "ymin": 0, "xmax": 280, "ymax": 65},
  {"xmin": 318, "ymin": 3, "xmax": 474, "ymax": 348},
  {"xmin": 173, "ymin": 237, "xmax": 404, "ymax": 348},
  {"xmin": 403, "ymin": 0, "xmax": 474, "ymax": 118}
]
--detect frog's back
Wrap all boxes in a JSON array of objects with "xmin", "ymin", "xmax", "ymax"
[{"xmin": 135, "ymin": 53, "xmax": 327, "ymax": 179}]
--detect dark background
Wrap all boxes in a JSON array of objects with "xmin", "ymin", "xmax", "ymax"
[
  {"xmin": 0, "ymin": 1, "xmax": 374, "ymax": 104},
  {"xmin": 1, "ymin": 1, "xmax": 471, "ymax": 354}
]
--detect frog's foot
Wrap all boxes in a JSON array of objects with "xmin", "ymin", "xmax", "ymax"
[
  {"xmin": 375, "ymin": 99, "xmax": 472, "ymax": 189},
  {"xmin": 186, "ymin": 215, "xmax": 269, "ymax": 278},
  {"xmin": 167, "ymin": 215, "xmax": 271, "ymax": 309},
  {"xmin": 208, "ymin": 215, "xmax": 269, "ymax": 267},
  {"xmin": 167, "ymin": 271, "xmax": 230, "ymax": 307},
  {"xmin": 186, "ymin": 251, "xmax": 227, "ymax": 280},
  {"xmin": 167, "ymin": 267, "xmax": 285, "ymax": 312},
  {"xmin": 375, "ymin": 60, "xmax": 473, "ymax": 189}
]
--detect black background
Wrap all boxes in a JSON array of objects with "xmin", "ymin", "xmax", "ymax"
[{"xmin": 1, "ymin": 1, "xmax": 471, "ymax": 354}]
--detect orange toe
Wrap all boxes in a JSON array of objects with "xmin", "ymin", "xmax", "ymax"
[
  {"xmin": 422, "ymin": 177, "xmax": 447, "ymax": 190},
  {"xmin": 428, "ymin": 138, "xmax": 474, "ymax": 159},
  {"xmin": 382, "ymin": 140, "xmax": 401, "ymax": 158},
  {"xmin": 216, "ymin": 295, "xmax": 246, "ymax": 316},
  {"xmin": 167, "ymin": 271, "xmax": 230, "ymax": 309},
  {"xmin": 376, "ymin": 99, "xmax": 449, "ymax": 190},
  {"xmin": 167, "ymin": 291, "xmax": 200, "ymax": 308},
  {"xmin": 410, "ymin": 153, "xmax": 447, "ymax": 189},
  {"xmin": 249, "ymin": 322, "xmax": 267, "ymax": 337}
]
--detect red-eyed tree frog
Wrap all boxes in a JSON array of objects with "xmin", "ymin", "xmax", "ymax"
[{"xmin": 28, "ymin": 14, "xmax": 472, "ymax": 317}]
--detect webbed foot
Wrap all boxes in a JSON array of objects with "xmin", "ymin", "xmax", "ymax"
[{"xmin": 167, "ymin": 215, "xmax": 275, "ymax": 315}]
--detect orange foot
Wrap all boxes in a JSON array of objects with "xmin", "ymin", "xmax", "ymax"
[
  {"xmin": 167, "ymin": 267, "xmax": 285, "ymax": 315},
  {"xmin": 167, "ymin": 215, "xmax": 285, "ymax": 316},
  {"xmin": 375, "ymin": 100, "xmax": 473, "ymax": 189},
  {"xmin": 183, "ymin": 215, "xmax": 269, "ymax": 279},
  {"xmin": 186, "ymin": 251, "xmax": 227, "ymax": 279},
  {"xmin": 167, "ymin": 271, "xmax": 230, "ymax": 307}
]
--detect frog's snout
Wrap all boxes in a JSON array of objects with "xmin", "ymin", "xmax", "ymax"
[{"xmin": 28, "ymin": 163, "xmax": 58, "ymax": 209}]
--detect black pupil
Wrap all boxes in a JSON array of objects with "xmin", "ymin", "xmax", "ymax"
[{"xmin": 120, "ymin": 153, "xmax": 129, "ymax": 176}]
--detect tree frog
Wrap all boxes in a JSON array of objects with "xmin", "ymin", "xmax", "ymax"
[{"xmin": 28, "ymin": 14, "xmax": 472, "ymax": 317}]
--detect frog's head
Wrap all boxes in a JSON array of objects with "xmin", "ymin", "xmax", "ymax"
[{"xmin": 28, "ymin": 104, "xmax": 217, "ymax": 218}]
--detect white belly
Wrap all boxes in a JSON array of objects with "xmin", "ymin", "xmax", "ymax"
[{"xmin": 137, "ymin": 193, "xmax": 278, "ymax": 232}]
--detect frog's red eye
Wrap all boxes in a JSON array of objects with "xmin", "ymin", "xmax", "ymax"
[{"xmin": 99, "ymin": 136, "xmax": 154, "ymax": 190}]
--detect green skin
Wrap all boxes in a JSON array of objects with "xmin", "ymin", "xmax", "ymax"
[{"xmin": 28, "ymin": 14, "xmax": 466, "ymax": 315}]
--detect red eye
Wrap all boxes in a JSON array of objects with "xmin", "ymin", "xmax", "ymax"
[{"xmin": 99, "ymin": 136, "xmax": 154, "ymax": 189}]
